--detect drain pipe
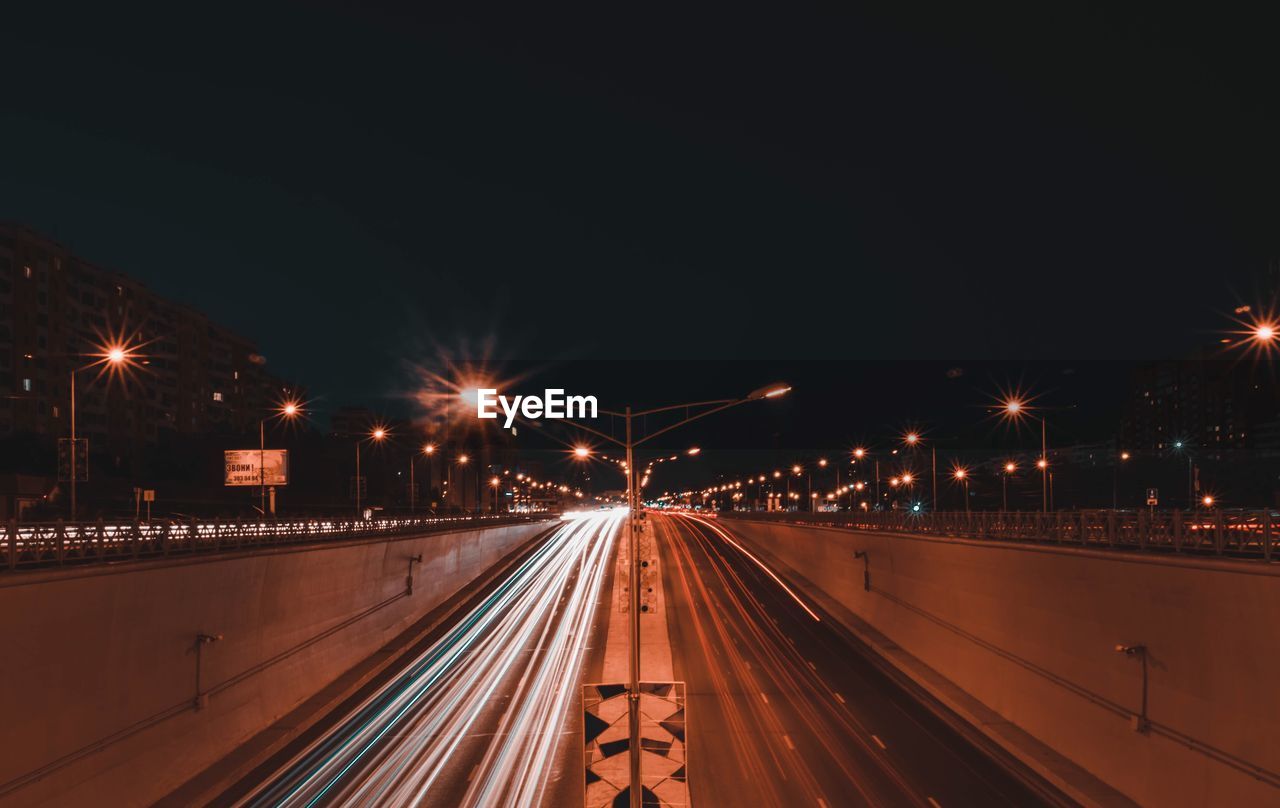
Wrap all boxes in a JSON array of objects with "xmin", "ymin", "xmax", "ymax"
[
  {"xmin": 194, "ymin": 633, "xmax": 223, "ymax": 711},
  {"xmin": 1114, "ymin": 643, "xmax": 1149, "ymax": 732}
]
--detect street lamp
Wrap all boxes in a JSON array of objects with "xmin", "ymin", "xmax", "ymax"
[
  {"xmin": 1113, "ymin": 450, "xmax": 1130, "ymax": 510},
  {"xmin": 258, "ymin": 398, "xmax": 303, "ymax": 517},
  {"xmin": 953, "ymin": 466, "xmax": 970, "ymax": 513},
  {"xmin": 1002, "ymin": 462, "xmax": 1016, "ymax": 512},
  {"xmin": 1002, "ymin": 396, "xmax": 1050, "ymax": 513},
  {"xmin": 557, "ymin": 382, "xmax": 789, "ymax": 808},
  {"xmin": 410, "ymin": 443, "xmax": 437, "ymax": 514},
  {"xmin": 68, "ymin": 341, "xmax": 139, "ymax": 521},
  {"xmin": 354, "ymin": 426, "xmax": 388, "ymax": 518},
  {"xmin": 1171, "ymin": 440, "xmax": 1197, "ymax": 507}
]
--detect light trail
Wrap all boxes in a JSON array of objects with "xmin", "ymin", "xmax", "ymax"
[
  {"xmin": 678, "ymin": 513, "xmax": 822, "ymax": 621},
  {"xmin": 237, "ymin": 509, "xmax": 622, "ymax": 807}
]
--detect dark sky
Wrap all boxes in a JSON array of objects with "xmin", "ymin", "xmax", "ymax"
[{"xmin": 2, "ymin": 4, "xmax": 1277, "ymax": 416}]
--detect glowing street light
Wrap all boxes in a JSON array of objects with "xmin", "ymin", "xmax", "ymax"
[
  {"xmin": 353, "ymin": 424, "xmax": 390, "ymax": 519},
  {"xmin": 686, "ymin": 446, "xmax": 702, "ymax": 456},
  {"xmin": 574, "ymin": 445, "xmax": 591, "ymax": 458},
  {"xmin": 953, "ymin": 466, "xmax": 970, "ymax": 512},
  {"xmin": 544, "ymin": 382, "xmax": 789, "ymax": 803},
  {"xmin": 999, "ymin": 393, "xmax": 1051, "ymax": 513},
  {"xmin": 68, "ymin": 339, "xmax": 144, "ymax": 521},
  {"xmin": 1002, "ymin": 461, "xmax": 1016, "ymax": 511}
]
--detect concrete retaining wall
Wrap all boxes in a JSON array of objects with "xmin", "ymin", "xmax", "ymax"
[
  {"xmin": 0, "ymin": 520, "xmax": 550, "ymax": 807},
  {"xmin": 725, "ymin": 518, "xmax": 1280, "ymax": 807}
]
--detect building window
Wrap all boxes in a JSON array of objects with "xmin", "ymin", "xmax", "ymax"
[
  {"xmin": 52, "ymin": 405, "xmax": 59, "ymax": 418},
  {"xmin": 23, "ymin": 265, "xmax": 32, "ymax": 279},
  {"xmin": 212, "ymin": 391, "xmax": 224, "ymax": 402},
  {"xmin": 22, "ymin": 378, "xmax": 32, "ymax": 392}
]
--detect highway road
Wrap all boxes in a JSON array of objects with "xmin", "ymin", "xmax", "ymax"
[
  {"xmin": 218, "ymin": 507, "xmax": 1063, "ymax": 808},
  {"xmin": 658, "ymin": 512, "xmax": 1060, "ymax": 808},
  {"xmin": 227, "ymin": 510, "xmax": 622, "ymax": 808}
]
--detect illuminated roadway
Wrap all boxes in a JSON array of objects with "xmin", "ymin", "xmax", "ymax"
[
  {"xmin": 658, "ymin": 513, "xmax": 1058, "ymax": 808},
  {"xmin": 218, "ymin": 508, "xmax": 1061, "ymax": 808},
  {"xmin": 225, "ymin": 510, "xmax": 622, "ymax": 808}
]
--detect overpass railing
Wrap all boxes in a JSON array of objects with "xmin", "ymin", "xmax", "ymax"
[
  {"xmin": 719, "ymin": 509, "xmax": 1277, "ymax": 561},
  {"xmin": 2, "ymin": 514, "xmax": 553, "ymax": 571}
]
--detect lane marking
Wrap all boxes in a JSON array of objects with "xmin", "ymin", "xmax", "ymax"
[
  {"xmin": 928, "ymin": 798, "xmax": 942, "ymax": 808},
  {"xmin": 806, "ymin": 660, "xmax": 816, "ymax": 671},
  {"xmin": 871, "ymin": 734, "xmax": 887, "ymax": 750},
  {"xmin": 834, "ymin": 693, "xmax": 845, "ymax": 704},
  {"xmin": 783, "ymin": 734, "xmax": 796, "ymax": 750},
  {"xmin": 468, "ymin": 763, "xmax": 479, "ymax": 782},
  {"xmin": 819, "ymin": 800, "xmax": 829, "ymax": 808},
  {"xmin": 760, "ymin": 692, "xmax": 769, "ymax": 704}
]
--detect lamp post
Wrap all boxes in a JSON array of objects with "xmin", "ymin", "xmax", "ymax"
[
  {"xmin": 1173, "ymin": 441, "xmax": 1195, "ymax": 508},
  {"xmin": 258, "ymin": 399, "xmax": 302, "ymax": 517},
  {"xmin": 559, "ymin": 382, "xmax": 789, "ymax": 808},
  {"xmin": 1002, "ymin": 462, "xmax": 1016, "ymax": 512},
  {"xmin": 954, "ymin": 467, "xmax": 970, "ymax": 513},
  {"xmin": 1002, "ymin": 398, "xmax": 1049, "ymax": 513},
  {"xmin": 456, "ymin": 453, "xmax": 471, "ymax": 512},
  {"xmin": 1113, "ymin": 450, "xmax": 1130, "ymax": 509},
  {"xmin": 69, "ymin": 343, "xmax": 136, "ymax": 522},
  {"xmin": 355, "ymin": 427, "xmax": 387, "ymax": 519}
]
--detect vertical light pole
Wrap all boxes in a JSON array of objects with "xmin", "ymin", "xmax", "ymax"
[
  {"xmin": 954, "ymin": 467, "xmax": 970, "ymax": 513},
  {"xmin": 259, "ymin": 399, "xmax": 301, "ymax": 517},
  {"xmin": 456, "ymin": 454, "xmax": 470, "ymax": 512},
  {"xmin": 1113, "ymin": 451, "xmax": 1130, "ymax": 509},
  {"xmin": 1173, "ymin": 441, "xmax": 1194, "ymax": 507},
  {"xmin": 1002, "ymin": 398, "xmax": 1049, "ymax": 513},
  {"xmin": 1003, "ymin": 461, "xmax": 1016, "ymax": 512},
  {"xmin": 356, "ymin": 427, "xmax": 387, "ymax": 519},
  {"xmin": 69, "ymin": 344, "xmax": 135, "ymax": 522},
  {"xmin": 413, "ymin": 443, "xmax": 436, "ymax": 513},
  {"xmin": 560, "ymin": 383, "xmax": 789, "ymax": 808}
]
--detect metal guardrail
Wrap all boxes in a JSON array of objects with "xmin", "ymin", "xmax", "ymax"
[
  {"xmin": 720, "ymin": 509, "xmax": 1277, "ymax": 561},
  {"xmin": 2, "ymin": 514, "xmax": 553, "ymax": 571}
]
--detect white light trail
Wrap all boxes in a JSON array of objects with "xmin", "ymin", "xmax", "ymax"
[{"xmin": 239, "ymin": 509, "xmax": 622, "ymax": 807}]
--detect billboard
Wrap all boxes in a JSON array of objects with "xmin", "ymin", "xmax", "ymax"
[{"xmin": 224, "ymin": 449, "xmax": 289, "ymax": 486}]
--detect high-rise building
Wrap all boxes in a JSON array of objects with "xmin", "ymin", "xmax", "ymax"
[{"xmin": 0, "ymin": 223, "xmax": 295, "ymax": 455}]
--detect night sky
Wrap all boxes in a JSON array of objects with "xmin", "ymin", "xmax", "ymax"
[{"xmin": 2, "ymin": 5, "xmax": 1277, "ymax": 422}]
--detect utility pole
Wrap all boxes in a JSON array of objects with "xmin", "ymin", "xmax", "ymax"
[{"xmin": 558, "ymin": 383, "xmax": 790, "ymax": 808}]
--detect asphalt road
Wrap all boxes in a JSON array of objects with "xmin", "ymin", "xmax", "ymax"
[
  {"xmin": 657, "ymin": 512, "xmax": 1061, "ymax": 808},
  {"xmin": 223, "ymin": 510, "xmax": 621, "ymax": 808}
]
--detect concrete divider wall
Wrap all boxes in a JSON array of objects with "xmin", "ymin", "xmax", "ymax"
[
  {"xmin": 0, "ymin": 520, "xmax": 551, "ymax": 807},
  {"xmin": 725, "ymin": 518, "xmax": 1280, "ymax": 807}
]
